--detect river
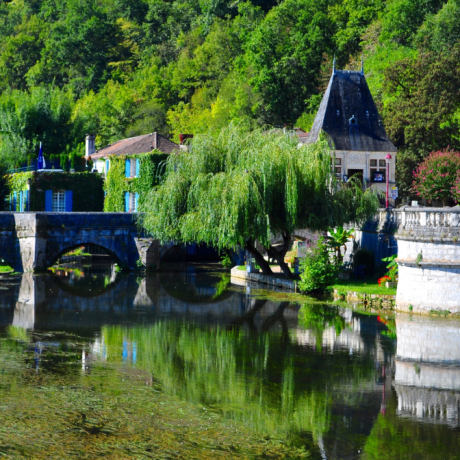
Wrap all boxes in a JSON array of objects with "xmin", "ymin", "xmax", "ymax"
[{"xmin": 0, "ymin": 262, "xmax": 458, "ymax": 459}]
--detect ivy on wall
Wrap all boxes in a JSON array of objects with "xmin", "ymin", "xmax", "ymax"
[
  {"xmin": 7, "ymin": 172, "xmax": 104, "ymax": 211},
  {"xmin": 104, "ymin": 150, "xmax": 169, "ymax": 212}
]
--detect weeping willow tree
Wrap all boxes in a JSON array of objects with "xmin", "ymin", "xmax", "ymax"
[{"xmin": 140, "ymin": 123, "xmax": 379, "ymax": 278}]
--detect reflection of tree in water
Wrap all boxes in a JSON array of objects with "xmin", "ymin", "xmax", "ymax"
[
  {"xmin": 48, "ymin": 263, "xmax": 118, "ymax": 297},
  {"xmin": 100, "ymin": 312, "xmax": 378, "ymax": 449},
  {"xmin": 159, "ymin": 266, "xmax": 233, "ymax": 303},
  {"xmin": 298, "ymin": 303, "xmax": 346, "ymax": 348}
]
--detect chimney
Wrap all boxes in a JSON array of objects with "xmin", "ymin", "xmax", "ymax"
[
  {"xmin": 85, "ymin": 134, "xmax": 96, "ymax": 158},
  {"xmin": 179, "ymin": 134, "xmax": 194, "ymax": 145}
]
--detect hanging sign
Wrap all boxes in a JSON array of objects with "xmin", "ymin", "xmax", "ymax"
[{"xmin": 391, "ymin": 187, "xmax": 398, "ymax": 200}]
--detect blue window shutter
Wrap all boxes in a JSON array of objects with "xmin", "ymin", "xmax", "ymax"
[
  {"xmin": 106, "ymin": 160, "xmax": 110, "ymax": 173},
  {"xmin": 45, "ymin": 190, "xmax": 53, "ymax": 212},
  {"xmin": 13, "ymin": 191, "xmax": 17, "ymax": 211},
  {"xmin": 65, "ymin": 191, "xmax": 73, "ymax": 212},
  {"xmin": 25, "ymin": 190, "xmax": 29, "ymax": 211},
  {"xmin": 125, "ymin": 159, "xmax": 131, "ymax": 178},
  {"xmin": 135, "ymin": 159, "xmax": 140, "ymax": 178},
  {"xmin": 135, "ymin": 193, "xmax": 139, "ymax": 212},
  {"xmin": 124, "ymin": 192, "xmax": 129, "ymax": 212},
  {"xmin": 19, "ymin": 191, "xmax": 23, "ymax": 212}
]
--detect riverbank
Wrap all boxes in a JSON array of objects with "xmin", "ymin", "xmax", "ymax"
[{"xmin": 231, "ymin": 266, "xmax": 298, "ymax": 290}]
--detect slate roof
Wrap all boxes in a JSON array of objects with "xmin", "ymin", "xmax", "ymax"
[
  {"xmin": 305, "ymin": 70, "xmax": 396, "ymax": 152},
  {"xmin": 89, "ymin": 132, "xmax": 179, "ymax": 159}
]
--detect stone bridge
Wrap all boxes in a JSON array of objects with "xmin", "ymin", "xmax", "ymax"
[{"xmin": 0, "ymin": 212, "xmax": 160, "ymax": 272}]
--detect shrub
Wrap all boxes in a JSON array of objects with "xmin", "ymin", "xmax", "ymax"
[
  {"xmin": 352, "ymin": 248, "xmax": 375, "ymax": 275},
  {"xmin": 413, "ymin": 148, "xmax": 460, "ymax": 206},
  {"xmin": 220, "ymin": 254, "xmax": 233, "ymax": 268},
  {"xmin": 298, "ymin": 237, "xmax": 338, "ymax": 293}
]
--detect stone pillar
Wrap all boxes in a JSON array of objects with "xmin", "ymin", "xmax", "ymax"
[
  {"xmin": 134, "ymin": 238, "xmax": 159, "ymax": 270},
  {"xmin": 14, "ymin": 213, "xmax": 48, "ymax": 272}
]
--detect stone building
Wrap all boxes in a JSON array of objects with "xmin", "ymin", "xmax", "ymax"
[
  {"xmin": 85, "ymin": 132, "xmax": 179, "ymax": 212},
  {"xmin": 303, "ymin": 63, "xmax": 397, "ymax": 202},
  {"xmin": 86, "ymin": 132, "xmax": 179, "ymax": 175}
]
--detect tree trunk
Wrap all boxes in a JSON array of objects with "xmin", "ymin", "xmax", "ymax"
[
  {"xmin": 244, "ymin": 241, "xmax": 273, "ymax": 275},
  {"xmin": 266, "ymin": 232, "xmax": 295, "ymax": 279}
]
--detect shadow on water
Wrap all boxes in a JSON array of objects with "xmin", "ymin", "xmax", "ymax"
[{"xmin": 0, "ymin": 263, "xmax": 459, "ymax": 459}]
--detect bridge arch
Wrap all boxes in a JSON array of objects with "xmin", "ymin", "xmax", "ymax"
[{"xmin": 48, "ymin": 242, "xmax": 122, "ymax": 267}]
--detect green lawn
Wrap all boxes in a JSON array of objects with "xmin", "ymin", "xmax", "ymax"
[
  {"xmin": 0, "ymin": 263, "xmax": 14, "ymax": 273},
  {"xmin": 332, "ymin": 278, "xmax": 396, "ymax": 296}
]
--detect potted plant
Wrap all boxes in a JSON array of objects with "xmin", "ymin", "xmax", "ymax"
[{"xmin": 380, "ymin": 255, "xmax": 398, "ymax": 288}]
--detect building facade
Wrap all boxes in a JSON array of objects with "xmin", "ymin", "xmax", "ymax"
[
  {"xmin": 303, "ymin": 66, "xmax": 397, "ymax": 203},
  {"xmin": 86, "ymin": 132, "xmax": 179, "ymax": 213}
]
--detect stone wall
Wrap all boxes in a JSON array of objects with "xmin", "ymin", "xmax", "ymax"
[{"xmin": 394, "ymin": 207, "xmax": 460, "ymax": 313}]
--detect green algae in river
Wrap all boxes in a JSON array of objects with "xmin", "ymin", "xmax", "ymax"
[{"xmin": 0, "ymin": 333, "xmax": 310, "ymax": 459}]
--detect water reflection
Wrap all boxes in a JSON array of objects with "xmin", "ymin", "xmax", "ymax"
[
  {"xmin": 0, "ymin": 265, "xmax": 459, "ymax": 458},
  {"xmin": 395, "ymin": 315, "xmax": 460, "ymax": 426}
]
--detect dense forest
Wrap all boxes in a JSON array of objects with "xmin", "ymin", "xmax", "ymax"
[{"xmin": 0, "ymin": 0, "xmax": 459, "ymax": 197}]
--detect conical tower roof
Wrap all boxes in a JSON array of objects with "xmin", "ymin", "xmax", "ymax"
[{"xmin": 305, "ymin": 70, "xmax": 396, "ymax": 152}]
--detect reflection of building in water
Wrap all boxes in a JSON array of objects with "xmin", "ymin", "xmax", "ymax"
[
  {"xmin": 394, "ymin": 315, "xmax": 460, "ymax": 426},
  {"xmin": 296, "ymin": 309, "xmax": 388, "ymax": 362}
]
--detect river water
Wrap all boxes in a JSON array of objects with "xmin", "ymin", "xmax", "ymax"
[{"xmin": 0, "ymin": 263, "xmax": 459, "ymax": 459}]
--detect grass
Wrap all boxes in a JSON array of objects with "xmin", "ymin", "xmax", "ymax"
[
  {"xmin": 0, "ymin": 262, "xmax": 13, "ymax": 273},
  {"xmin": 332, "ymin": 278, "xmax": 397, "ymax": 296}
]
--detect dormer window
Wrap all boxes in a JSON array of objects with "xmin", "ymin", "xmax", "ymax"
[{"xmin": 349, "ymin": 115, "xmax": 357, "ymax": 125}]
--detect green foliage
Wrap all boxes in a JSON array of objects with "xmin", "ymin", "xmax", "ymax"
[
  {"xmin": 298, "ymin": 237, "xmax": 339, "ymax": 293},
  {"xmin": 104, "ymin": 150, "xmax": 168, "ymax": 212},
  {"xmin": 7, "ymin": 171, "xmax": 104, "ymax": 211},
  {"xmin": 220, "ymin": 253, "xmax": 233, "ymax": 268},
  {"xmin": 0, "ymin": 0, "xmax": 457, "ymax": 191},
  {"xmin": 0, "ymin": 164, "xmax": 10, "ymax": 210},
  {"xmin": 381, "ymin": 45, "xmax": 460, "ymax": 198},
  {"xmin": 326, "ymin": 225, "xmax": 354, "ymax": 265},
  {"xmin": 140, "ymin": 124, "xmax": 378, "ymax": 277}
]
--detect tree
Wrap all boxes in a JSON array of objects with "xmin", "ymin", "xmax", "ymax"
[
  {"xmin": 0, "ymin": 163, "xmax": 8, "ymax": 210},
  {"xmin": 381, "ymin": 45, "xmax": 460, "ymax": 198},
  {"xmin": 140, "ymin": 124, "xmax": 379, "ymax": 278},
  {"xmin": 413, "ymin": 148, "xmax": 460, "ymax": 205},
  {"xmin": 243, "ymin": 0, "xmax": 335, "ymax": 125}
]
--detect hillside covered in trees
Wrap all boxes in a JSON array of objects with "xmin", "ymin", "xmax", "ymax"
[{"xmin": 0, "ymin": 0, "xmax": 459, "ymax": 197}]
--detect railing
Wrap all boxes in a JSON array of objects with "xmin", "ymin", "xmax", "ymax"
[
  {"xmin": 376, "ymin": 207, "xmax": 460, "ymax": 230},
  {"xmin": 7, "ymin": 164, "xmax": 90, "ymax": 174},
  {"xmin": 7, "ymin": 165, "xmax": 37, "ymax": 174}
]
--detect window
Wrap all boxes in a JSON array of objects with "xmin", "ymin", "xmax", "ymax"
[
  {"xmin": 334, "ymin": 158, "xmax": 341, "ymax": 165},
  {"xmin": 370, "ymin": 159, "xmax": 377, "ymax": 167},
  {"xmin": 379, "ymin": 159, "xmax": 386, "ymax": 168},
  {"xmin": 370, "ymin": 169, "xmax": 385, "ymax": 182},
  {"xmin": 52, "ymin": 191, "xmax": 65, "ymax": 212},
  {"xmin": 124, "ymin": 192, "xmax": 140, "ymax": 212}
]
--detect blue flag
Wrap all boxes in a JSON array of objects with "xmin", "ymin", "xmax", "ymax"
[{"xmin": 37, "ymin": 142, "xmax": 46, "ymax": 170}]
